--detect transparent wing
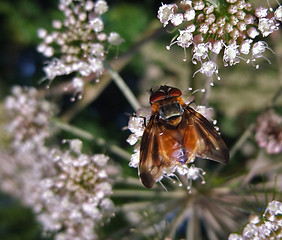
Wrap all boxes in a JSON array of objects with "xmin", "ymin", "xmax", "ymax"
[
  {"xmin": 181, "ymin": 107, "xmax": 229, "ymax": 164},
  {"xmin": 139, "ymin": 114, "xmax": 184, "ymax": 188}
]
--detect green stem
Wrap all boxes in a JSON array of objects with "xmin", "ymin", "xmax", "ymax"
[
  {"xmin": 51, "ymin": 118, "xmax": 131, "ymax": 161},
  {"xmin": 229, "ymin": 123, "xmax": 255, "ymax": 159},
  {"xmin": 104, "ymin": 61, "xmax": 141, "ymax": 111}
]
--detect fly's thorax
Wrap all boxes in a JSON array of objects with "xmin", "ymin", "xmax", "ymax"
[
  {"xmin": 159, "ymin": 102, "xmax": 184, "ymax": 120},
  {"xmin": 151, "ymin": 97, "xmax": 185, "ymax": 126}
]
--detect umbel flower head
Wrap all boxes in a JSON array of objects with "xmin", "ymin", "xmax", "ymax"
[
  {"xmin": 37, "ymin": 0, "xmax": 124, "ymax": 97},
  {"xmin": 4, "ymin": 86, "xmax": 55, "ymax": 154},
  {"xmin": 228, "ymin": 200, "xmax": 282, "ymax": 240},
  {"xmin": 255, "ymin": 110, "xmax": 282, "ymax": 154},
  {"xmin": 0, "ymin": 139, "xmax": 115, "ymax": 240},
  {"xmin": 2, "ymin": 86, "xmax": 116, "ymax": 240},
  {"xmin": 158, "ymin": 0, "xmax": 281, "ymax": 80}
]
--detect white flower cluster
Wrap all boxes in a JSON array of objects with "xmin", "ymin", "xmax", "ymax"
[
  {"xmin": 37, "ymin": 0, "xmax": 123, "ymax": 96},
  {"xmin": 228, "ymin": 200, "xmax": 282, "ymax": 240},
  {"xmin": 158, "ymin": 1, "xmax": 281, "ymax": 80},
  {"xmin": 4, "ymin": 86, "xmax": 55, "ymax": 154},
  {"xmin": 255, "ymin": 110, "xmax": 282, "ymax": 154},
  {"xmin": 1, "ymin": 87, "xmax": 116, "ymax": 240},
  {"xmin": 38, "ymin": 141, "xmax": 115, "ymax": 240}
]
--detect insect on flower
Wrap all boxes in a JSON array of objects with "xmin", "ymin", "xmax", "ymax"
[{"xmin": 139, "ymin": 86, "xmax": 229, "ymax": 188}]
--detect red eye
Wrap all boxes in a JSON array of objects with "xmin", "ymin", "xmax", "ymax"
[
  {"xmin": 150, "ymin": 91, "xmax": 166, "ymax": 103},
  {"xmin": 168, "ymin": 87, "xmax": 182, "ymax": 97}
]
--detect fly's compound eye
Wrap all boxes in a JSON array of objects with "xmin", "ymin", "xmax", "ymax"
[
  {"xmin": 168, "ymin": 87, "xmax": 182, "ymax": 97},
  {"xmin": 150, "ymin": 91, "xmax": 166, "ymax": 103},
  {"xmin": 149, "ymin": 86, "xmax": 182, "ymax": 103}
]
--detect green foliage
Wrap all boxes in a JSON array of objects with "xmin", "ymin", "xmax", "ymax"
[
  {"xmin": 0, "ymin": 0, "xmax": 57, "ymax": 45},
  {"xmin": 104, "ymin": 3, "xmax": 150, "ymax": 51},
  {"xmin": 0, "ymin": 193, "xmax": 44, "ymax": 240}
]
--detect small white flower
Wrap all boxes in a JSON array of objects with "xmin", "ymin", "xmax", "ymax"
[
  {"xmin": 171, "ymin": 13, "xmax": 184, "ymax": 26},
  {"xmin": 44, "ymin": 59, "xmax": 66, "ymax": 80},
  {"xmin": 228, "ymin": 5, "xmax": 238, "ymax": 15},
  {"xmin": 255, "ymin": 6, "xmax": 268, "ymax": 18},
  {"xmin": 69, "ymin": 139, "xmax": 83, "ymax": 153},
  {"xmin": 128, "ymin": 116, "xmax": 144, "ymax": 137},
  {"xmin": 108, "ymin": 32, "xmax": 124, "ymax": 45},
  {"xmin": 205, "ymin": 13, "xmax": 216, "ymax": 25},
  {"xmin": 45, "ymin": 34, "xmax": 54, "ymax": 44},
  {"xmin": 90, "ymin": 17, "xmax": 104, "ymax": 32},
  {"xmin": 186, "ymin": 24, "xmax": 196, "ymax": 32},
  {"xmin": 89, "ymin": 43, "xmax": 104, "ymax": 57},
  {"xmin": 251, "ymin": 41, "xmax": 268, "ymax": 59},
  {"xmin": 37, "ymin": 28, "xmax": 47, "ymax": 38},
  {"xmin": 82, "ymin": 203, "xmax": 100, "ymax": 218},
  {"xmin": 88, "ymin": 57, "xmax": 104, "ymax": 76},
  {"xmin": 176, "ymin": 29, "xmax": 193, "ymax": 48},
  {"xmin": 78, "ymin": 12, "xmax": 87, "ymax": 21},
  {"xmin": 37, "ymin": 43, "xmax": 46, "ymax": 53},
  {"xmin": 92, "ymin": 154, "xmax": 109, "ymax": 167},
  {"xmin": 78, "ymin": 61, "xmax": 91, "ymax": 76},
  {"xmin": 44, "ymin": 46, "xmax": 54, "ymax": 57},
  {"xmin": 192, "ymin": 43, "xmax": 211, "ymax": 63},
  {"xmin": 193, "ymin": 0, "xmax": 205, "ymax": 11},
  {"xmin": 129, "ymin": 148, "xmax": 140, "ymax": 168},
  {"xmin": 247, "ymin": 27, "xmax": 260, "ymax": 39},
  {"xmin": 199, "ymin": 23, "xmax": 209, "ymax": 34},
  {"xmin": 157, "ymin": 3, "xmax": 178, "ymax": 27},
  {"xmin": 184, "ymin": 9, "xmax": 196, "ymax": 21},
  {"xmin": 237, "ymin": 21, "xmax": 246, "ymax": 32},
  {"xmin": 259, "ymin": 17, "xmax": 279, "ymax": 37},
  {"xmin": 72, "ymin": 77, "xmax": 84, "ymax": 93},
  {"xmin": 126, "ymin": 134, "xmax": 139, "ymax": 145},
  {"xmin": 95, "ymin": 0, "xmax": 108, "ymax": 15},
  {"xmin": 176, "ymin": 164, "xmax": 205, "ymax": 192},
  {"xmin": 264, "ymin": 200, "xmax": 282, "ymax": 216},
  {"xmin": 204, "ymin": 5, "xmax": 214, "ymax": 15},
  {"xmin": 223, "ymin": 43, "xmax": 240, "ymax": 66},
  {"xmin": 211, "ymin": 40, "xmax": 223, "ymax": 54},
  {"xmin": 185, "ymin": 165, "xmax": 205, "ymax": 181},
  {"xmin": 180, "ymin": 0, "xmax": 192, "ymax": 6},
  {"xmin": 52, "ymin": 20, "xmax": 62, "ymax": 29},
  {"xmin": 194, "ymin": 60, "xmax": 218, "ymax": 77},
  {"xmin": 84, "ymin": 1, "xmax": 94, "ymax": 11},
  {"xmin": 97, "ymin": 32, "xmax": 107, "ymax": 41},
  {"xmin": 244, "ymin": 14, "xmax": 255, "ymax": 25},
  {"xmin": 228, "ymin": 233, "xmax": 243, "ymax": 240},
  {"xmin": 243, "ymin": 223, "xmax": 257, "ymax": 238},
  {"xmin": 240, "ymin": 40, "xmax": 253, "ymax": 55},
  {"xmin": 59, "ymin": 0, "xmax": 72, "ymax": 7},
  {"xmin": 275, "ymin": 6, "xmax": 282, "ymax": 21},
  {"xmin": 249, "ymin": 215, "xmax": 260, "ymax": 224}
]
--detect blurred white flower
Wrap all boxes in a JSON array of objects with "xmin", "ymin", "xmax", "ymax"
[
  {"xmin": 1, "ymin": 86, "xmax": 117, "ymax": 240},
  {"xmin": 38, "ymin": 0, "xmax": 123, "ymax": 94}
]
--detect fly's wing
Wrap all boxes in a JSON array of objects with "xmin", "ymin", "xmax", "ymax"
[
  {"xmin": 181, "ymin": 107, "xmax": 229, "ymax": 164},
  {"xmin": 139, "ymin": 113, "xmax": 183, "ymax": 188}
]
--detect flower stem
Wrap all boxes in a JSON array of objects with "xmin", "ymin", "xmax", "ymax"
[
  {"xmin": 51, "ymin": 118, "xmax": 131, "ymax": 161},
  {"xmin": 104, "ymin": 61, "xmax": 141, "ymax": 111}
]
